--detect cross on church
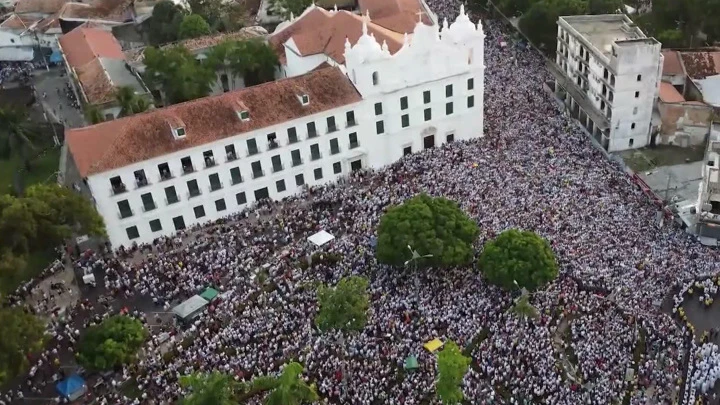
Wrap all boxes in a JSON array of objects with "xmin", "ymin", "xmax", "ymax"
[{"xmin": 415, "ymin": 10, "xmax": 424, "ymax": 22}]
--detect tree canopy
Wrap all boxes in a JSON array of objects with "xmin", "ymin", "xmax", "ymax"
[
  {"xmin": 178, "ymin": 14, "xmax": 212, "ymax": 39},
  {"xmin": 376, "ymin": 194, "xmax": 479, "ymax": 268},
  {"xmin": 143, "ymin": 45, "xmax": 216, "ymax": 104},
  {"xmin": 187, "ymin": 0, "xmax": 246, "ymax": 32},
  {"xmin": 478, "ymin": 229, "xmax": 558, "ymax": 291},
  {"xmin": 0, "ymin": 306, "xmax": 45, "ymax": 385},
  {"xmin": 270, "ymin": 0, "xmax": 311, "ymax": 20},
  {"xmin": 146, "ymin": 0, "xmax": 186, "ymax": 45},
  {"xmin": 265, "ymin": 362, "xmax": 318, "ymax": 405},
  {"xmin": 77, "ymin": 315, "xmax": 147, "ymax": 370},
  {"xmin": 180, "ymin": 371, "xmax": 243, "ymax": 405},
  {"xmin": 436, "ymin": 341, "xmax": 471, "ymax": 404},
  {"xmin": 115, "ymin": 86, "xmax": 151, "ymax": 117},
  {"xmin": 0, "ymin": 106, "xmax": 39, "ymax": 165},
  {"xmin": 206, "ymin": 39, "xmax": 279, "ymax": 87},
  {"xmin": 316, "ymin": 275, "xmax": 369, "ymax": 333}
]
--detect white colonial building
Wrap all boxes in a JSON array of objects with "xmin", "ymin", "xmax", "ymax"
[
  {"xmin": 552, "ymin": 14, "xmax": 662, "ymax": 152},
  {"xmin": 65, "ymin": 5, "xmax": 485, "ymax": 247}
]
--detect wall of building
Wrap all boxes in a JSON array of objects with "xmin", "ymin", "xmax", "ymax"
[
  {"xmin": 283, "ymin": 45, "xmax": 333, "ymax": 78},
  {"xmin": 657, "ymin": 100, "xmax": 712, "ymax": 146}
]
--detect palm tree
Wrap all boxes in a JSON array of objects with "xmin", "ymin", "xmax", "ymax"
[
  {"xmin": 84, "ymin": 105, "xmax": 104, "ymax": 125},
  {"xmin": 511, "ymin": 292, "xmax": 539, "ymax": 320},
  {"xmin": 0, "ymin": 107, "xmax": 38, "ymax": 168},
  {"xmin": 265, "ymin": 362, "xmax": 318, "ymax": 405},
  {"xmin": 115, "ymin": 86, "xmax": 150, "ymax": 117},
  {"xmin": 179, "ymin": 372, "xmax": 243, "ymax": 405}
]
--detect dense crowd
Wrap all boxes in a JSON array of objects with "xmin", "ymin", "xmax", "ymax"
[
  {"xmin": 0, "ymin": 61, "xmax": 39, "ymax": 86},
  {"xmin": 2, "ymin": 4, "xmax": 720, "ymax": 405}
]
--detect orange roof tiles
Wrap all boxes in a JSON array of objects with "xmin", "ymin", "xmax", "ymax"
[
  {"xmin": 59, "ymin": 27, "xmax": 124, "ymax": 68},
  {"xmin": 270, "ymin": 8, "xmax": 405, "ymax": 64},
  {"xmin": 75, "ymin": 58, "xmax": 115, "ymax": 105},
  {"xmin": 661, "ymin": 50, "xmax": 683, "ymax": 76},
  {"xmin": 14, "ymin": 0, "xmax": 68, "ymax": 14},
  {"xmin": 66, "ymin": 66, "xmax": 362, "ymax": 177},
  {"xmin": 0, "ymin": 14, "xmax": 39, "ymax": 30},
  {"xmin": 359, "ymin": 0, "xmax": 430, "ymax": 34},
  {"xmin": 659, "ymin": 82, "xmax": 685, "ymax": 103},
  {"xmin": 58, "ymin": 0, "xmax": 133, "ymax": 22},
  {"xmin": 680, "ymin": 51, "xmax": 720, "ymax": 80}
]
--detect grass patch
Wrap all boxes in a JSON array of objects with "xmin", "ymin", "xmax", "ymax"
[
  {"xmin": 618, "ymin": 145, "xmax": 705, "ymax": 172},
  {"xmin": 0, "ymin": 249, "xmax": 56, "ymax": 295},
  {"xmin": 0, "ymin": 146, "xmax": 60, "ymax": 195}
]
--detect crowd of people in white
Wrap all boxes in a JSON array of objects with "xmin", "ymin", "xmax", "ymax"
[{"xmin": 2, "ymin": 3, "xmax": 720, "ymax": 405}]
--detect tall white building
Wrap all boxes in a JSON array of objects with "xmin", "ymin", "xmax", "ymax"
[
  {"xmin": 552, "ymin": 14, "xmax": 662, "ymax": 152},
  {"xmin": 696, "ymin": 134, "xmax": 720, "ymax": 245},
  {"xmin": 65, "ymin": 5, "xmax": 485, "ymax": 247}
]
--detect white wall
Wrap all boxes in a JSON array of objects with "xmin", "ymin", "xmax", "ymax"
[{"xmin": 283, "ymin": 39, "xmax": 334, "ymax": 78}]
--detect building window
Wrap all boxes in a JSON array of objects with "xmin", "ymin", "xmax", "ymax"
[
  {"xmin": 276, "ymin": 179, "xmax": 286, "ymax": 192},
  {"xmin": 236, "ymin": 192, "xmax": 247, "ymax": 205},
  {"xmin": 230, "ymin": 167, "xmax": 243, "ymax": 185},
  {"xmin": 333, "ymin": 161, "xmax": 342, "ymax": 174},
  {"xmin": 400, "ymin": 96, "xmax": 408, "ymax": 110},
  {"xmin": 631, "ymin": 122, "xmax": 636, "ymax": 129},
  {"xmin": 637, "ymin": 74, "xmax": 642, "ymax": 81},
  {"xmin": 251, "ymin": 161, "xmax": 264, "ymax": 178},
  {"xmin": 403, "ymin": 146, "xmax": 412, "ymax": 156},
  {"xmin": 374, "ymin": 102, "xmax": 383, "ymax": 115},
  {"xmin": 203, "ymin": 150, "xmax": 216, "ymax": 168},
  {"xmin": 295, "ymin": 173, "xmax": 305, "ymax": 186},
  {"xmin": 225, "ymin": 144, "xmax": 237, "ymax": 161},
  {"xmin": 633, "ymin": 106, "xmax": 638, "ymax": 114},
  {"xmin": 372, "ymin": 71, "xmax": 379, "ymax": 85},
  {"xmin": 271, "ymin": 155, "xmax": 283, "ymax": 172},
  {"xmin": 310, "ymin": 144, "xmax": 321, "ymax": 160},
  {"xmin": 267, "ymin": 132, "xmax": 279, "ymax": 150},
  {"xmin": 118, "ymin": 200, "xmax": 133, "ymax": 218},
  {"xmin": 401, "ymin": 114, "xmax": 409, "ymax": 128},
  {"xmin": 149, "ymin": 219, "xmax": 162, "ymax": 232},
  {"xmin": 165, "ymin": 186, "xmax": 179, "ymax": 204},
  {"xmin": 446, "ymin": 102, "xmax": 453, "ymax": 115},
  {"xmin": 209, "ymin": 173, "xmax": 222, "ymax": 191},
  {"xmin": 326, "ymin": 116, "xmax": 338, "ymax": 132},
  {"xmin": 446, "ymin": 133, "xmax": 455, "ymax": 143},
  {"xmin": 187, "ymin": 179, "xmax": 200, "ymax": 198},
  {"xmin": 291, "ymin": 149, "xmax": 302, "ymax": 166},
  {"xmin": 141, "ymin": 192, "xmax": 156, "ymax": 211},
  {"xmin": 288, "ymin": 127, "xmax": 299, "ymax": 143},
  {"xmin": 346, "ymin": 111, "xmax": 356, "ymax": 127},
  {"xmin": 134, "ymin": 169, "xmax": 148, "ymax": 188},
  {"xmin": 467, "ymin": 96, "xmax": 474, "ymax": 108},
  {"xmin": 173, "ymin": 215, "xmax": 185, "ymax": 231},
  {"xmin": 126, "ymin": 226, "xmax": 140, "ymax": 240},
  {"xmin": 467, "ymin": 78, "xmax": 474, "ymax": 90},
  {"xmin": 445, "ymin": 84, "xmax": 453, "ymax": 97},
  {"xmin": 307, "ymin": 122, "xmax": 318, "ymax": 138},
  {"xmin": 158, "ymin": 163, "xmax": 172, "ymax": 181},
  {"xmin": 376, "ymin": 120, "xmax": 384, "ymax": 134},
  {"xmin": 349, "ymin": 132, "xmax": 359, "ymax": 149},
  {"xmin": 330, "ymin": 138, "xmax": 340, "ymax": 154},
  {"xmin": 629, "ymin": 138, "xmax": 634, "ymax": 147},
  {"xmin": 194, "ymin": 205, "xmax": 206, "ymax": 219},
  {"xmin": 603, "ymin": 68, "xmax": 608, "ymax": 79},
  {"xmin": 314, "ymin": 167, "xmax": 323, "ymax": 180},
  {"xmin": 634, "ymin": 91, "xmax": 639, "ymax": 98},
  {"xmin": 247, "ymin": 138, "xmax": 259, "ymax": 155},
  {"xmin": 424, "ymin": 108, "xmax": 431, "ymax": 121},
  {"xmin": 423, "ymin": 90, "xmax": 431, "ymax": 104},
  {"xmin": 215, "ymin": 198, "xmax": 226, "ymax": 212}
]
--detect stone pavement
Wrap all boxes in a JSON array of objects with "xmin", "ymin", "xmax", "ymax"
[{"xmin": 31, "ymin": 67, "xmax": 85, "ymax": 129}]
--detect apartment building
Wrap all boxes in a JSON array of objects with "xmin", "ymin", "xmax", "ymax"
[
  {"xmin": 696, "ymin": 135, "xmax": 720, "ymax": 245},
  {"xmin": 65, "ymin": 5, "xmax": 485, "ymax": 247},
  {"xmin": 552, "ymin": 14, "xmax": 662, "ymax": 152}
]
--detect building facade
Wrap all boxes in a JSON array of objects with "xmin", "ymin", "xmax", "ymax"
[
  {"xmin": 552, "ymin": 14, "xmax": 661, "ymax": 152},
  {"xmin": 696, "ymin": 134, "xmax": 720, "ymax": 245},
  {"xmin": 65, "ymin": 6, "xmax": 484, "ymax": 247}
]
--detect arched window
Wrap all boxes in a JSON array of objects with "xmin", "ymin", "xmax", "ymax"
[{"xmin": 372, "ymin": 71, "xmax": 379, "ymax": 85}]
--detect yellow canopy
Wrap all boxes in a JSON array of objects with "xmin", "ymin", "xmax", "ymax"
[{"xmin": 424, "ymin": 338, "xmax": 444, "ymax": 352}]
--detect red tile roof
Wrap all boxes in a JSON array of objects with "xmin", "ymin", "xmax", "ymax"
[
  {"xmin": 0, "ymin": 13, "xmax": 39, "ymax": 30},
  {"xmin": 359, "ymin": 0, "xmax": 431, "ymax": 34},
  {"xmin": 270, "ymin": 7, "xmax": 405, "ymax": 64},
  {"xmin": 679, "ymin": 51, "xmax": 720, "ymax": 80},
  {"xmin": 661, "ymin": 50, "xmax": 683, "ymax": 76},
  {"xmin": 14, "ymin": 0, "xmax": 68, "ymax": 14},
  {"xmin": 59, "ymin": 27, "xmax": 125, "ymax": 68},
  {"xmin": 75, "ymin": 58, "xmax": 115, "ymax": 104},
  {"xmin": 66, "ymin": 66, "xmax": 362, "ymax": 177},
  {"xmin": 659, "ymin": 81, "xmax": 685, "ymax": 103}
]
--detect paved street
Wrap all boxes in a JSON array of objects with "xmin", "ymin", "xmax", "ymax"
[{"xmin": 32, "ymin": 67, "xmax": 86, "ymax": 129}]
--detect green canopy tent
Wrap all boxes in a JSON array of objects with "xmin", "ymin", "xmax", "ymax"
[
  {"xmin": 404, "ymin": 355, "xmax": 419, "ymax": 371},
  {"xmin": 200, "ymin": 287, "xmax": 219, "ymax": 302}
]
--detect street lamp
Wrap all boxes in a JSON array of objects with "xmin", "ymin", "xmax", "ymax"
[{"xmin": 405, "ymin": 245, "xmax": 432, "ymax": 290}]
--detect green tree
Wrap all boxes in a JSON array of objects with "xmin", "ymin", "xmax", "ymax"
[
  {"xmin": 586, "ymin": 0, "xmax": 623, "ymax": 14},
  {"xmin": 144, "ymin": 45, "xmax": 216, "ymax": 104},
  {"xmin": 146, "ymin": 0, "xmax": 186, "ymax": 45},
  {"xmin": 436, "ymin": 341, "xmax": 471, "ymax": 405},
  {"xmin": 115, "ymin": 86, "xmax": 150, "ymax": 117},
  {"xmin": 270, "ymin": 0, "xmax": 311, "ymax": 20},
  {"xmin": 180, "ymin": 372, "xmax": 243, "ymax": 405},
  {"xmin": 77, "ymin": 315, "xmax": 147, "ymax": 371},
  {"xmin": 0, "ymin": 107, "xmax": 39, "ymax": 168},
  {"xmin": 511, "ymin": 292, "xmax": 539, "ymax": 319},
  {"xmin": 265, "ymin": 362, "xmax": 318, "ymax": 405},
  {"xmin": 316, "ymin": 276, "xmax": 369, "ymax": 391},
  {"xmin": 228, "ymin": 39, "xmax": 279, "ymax": 86},
  {"xmin": 84, "ymin": 105, "xmax": 104, "ymax": 125},
  {"xmin": 0, "ymin": 249, "xmax": 27, "ymax": 280},
  {"xmin": 0, "ymin": 193, "xmax": 38, "ymax": 255},
  {"xmin": 479, "ymin": 229, "xmax": 558, "ymax": 291},
  {"xmin": 179, "ymin": 14, "xmax": 212, "ymax": 39},
  {"xmin": 519, "ymin": 0, "xmax": 586, "ymax": 53},
  {"xmin": 376, "ymin": 194, "xmax": 479, "ymax": 268},
  {"xmin": 656, "ymin": 29, "xmax": 686, "ymax": 48},
  {"xmin": 0, "ymin": 307, "xmax": 45, "ymax": 386},
  {"xmin": 497, "ymin": 0, "xmax": 539, "ymax": 17}
]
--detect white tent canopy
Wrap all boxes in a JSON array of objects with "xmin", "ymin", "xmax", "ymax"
[
  {"xmin": 171, "ymin": 295, "xmax": 208, "ymax": 320},
  {"xmin": 308, "ymin": 230, "xmax": 335, "ymax": 247}
]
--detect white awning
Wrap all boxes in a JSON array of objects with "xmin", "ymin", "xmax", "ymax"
[{"xmin": 308, "ymin": 230, "xmax": 335, "ymax": 247}]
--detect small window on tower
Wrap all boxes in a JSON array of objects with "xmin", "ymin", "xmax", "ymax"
[{"xmin": 372, "ymin": 71, "xmax": 379, "ymax": 85}]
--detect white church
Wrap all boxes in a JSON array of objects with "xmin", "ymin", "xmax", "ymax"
[{"xmin": 65, "ymin": 4, "xmax": 486, "ymax": 247}]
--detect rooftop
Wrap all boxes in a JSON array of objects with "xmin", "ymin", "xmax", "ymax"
[
  {"xmin": 58, "ymin": 0, "xmax": 134, "ymax": 22},
  {"xmin": 559, "ymin": 14, "xmax": 645, "ymax": 57},
  {"xmin": 14, "ymin": 0, "xmax": 68, "ymax": 15},
  {"xmin": 270, "ymin": 7, "xmax": 407, "ymax": 64},
  {"xmin": 66, "ymin": 66, "xmax": 362, "ymax": 177},
  {"xmin": 680, "ymin": 51, "xmax": 720, "ymax": 80},
  {"xmin": 358, "ymin": 0, "xmax": 431, "ymax": 33},
  {"xmin": 662, "ymin": 50, "xmax": 684, "ymax": 76},
  {"xmin": 658, "ymin": 81, "xmax": 685, "ymax": 103},
  {"xmin": 59, "ymin": 27, "xmax": 125, "ymax": 68},
  {"xmin": 0, "ymin": 13, "xmax": 40, "ymax": 30}
]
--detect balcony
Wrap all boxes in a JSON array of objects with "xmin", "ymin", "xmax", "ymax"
[
  {"xmin": 111, "ymin": 183, "xmax": 127, "ymax": 195},
  {"xmin": 311, "ymin": 152, "xmax": 321, "ymax": 161},
  {"xmin": 292, "ymin": 158, "xmax": 302, "ymax": 167},
  {"xmin": 118, "ymin": 209, "xmax": 133, "ymax": 219},
  {"xmin": 159, "ymin": 171, "xmax": 174, "ymax": 182},
  {"xmin": 188, "ymin": 189, "xmax": 201, "ymax": 198},
  {"xmin": 349, "ymin": 141, "xmax": 359, "ymax": 149},
  {"xmin": 182, "ymin": 165, "xmax": 195, "ymax": 175},
  {"xmin": 135, "ymin": 178, "xmax": 149, "ymax": 189},
  {"xmin": 327, "ymin": 124, "xmax": 338, "ymax": 133},
  {"xmin": 142, "ymin": 202, "xmax": 156, "ymax": 212},
  {"xmin": 252, "ymin": 169, "xmax": 265, "ymax": 179},
  {"xmin": 204, "ymin": 157, "xmax": 217, "ymax": 168},
  {"xmin": 210, "ymin": 182, "xmax": 223, "ymax": 192},
  {"xmin": 346, "ymin": 119, "xmax": 357, "ymax": 128},
  {"xmin": 307, "ymin": 130, "xmax": 318, "ymax": 139},
  {"xmin": 248, "ymin": 148, "xmax": 259, "ymax": 156},
  {"xmin": 272, "ymin": 163, "xmax": 284, "ymax": 173},
  {"xmin": 288, "ymin": 136, "xmax": 299, "ymax": 144},
  {"xmin": 268, "ymin": 141, "xmax": 279, "ymax": 150},
  {"xmin": 165, "ymin": 196, "xmax": 179, "ymax": 205},
  {"xmin": 226, "ymin": 152, "xmax": 238, "ymax": 162}
]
